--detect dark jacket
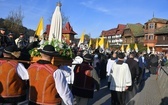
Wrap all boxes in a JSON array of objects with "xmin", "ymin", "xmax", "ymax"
[
  {"xmin": 0, "ymin": 34, "xmax": 8, "ymax": 48},
  {"xmin": 125, "ymin": 58, "xmax": 139, "ymax": 80},
  {"xmin": 7, "ymin": 37, "xmax": 16, "ymax": 47},
  {"xmin": 126, "ymin": 58, "xmax": 139, "ymax": 91},
  {"xmin": 149, "ymin": 55, "xmax": 158, "ymax": 67},
  {"xmin": 138, "ymin": 56, "xmax": 146, "ymax": 69}
]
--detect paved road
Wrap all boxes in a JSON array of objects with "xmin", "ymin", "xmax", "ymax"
[
  {"xmin": 88, "ymin": 71, "xmax": 163, "ymax": 105},
  {"xmin": 127, "ymin": 74, "xmax": 162, "ymax": 105},
  {"xmin": 88, "ymin": 78, "xmax": 111, "ymax": 105}
]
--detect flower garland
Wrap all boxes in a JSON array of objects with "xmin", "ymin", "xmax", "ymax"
[{"xmin": 29, "ymin": 39, "xmax": 74, "ymax": 59}]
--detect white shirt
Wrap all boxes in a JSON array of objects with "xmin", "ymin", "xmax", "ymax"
[
  {"xmin": 16, "ymin": 63, "xmax": 29, "ymax": 80},
  {"xmin": 59, "ymin": 65, "xmax": 71, "ymax": 84},
  {"xmin": 106, "ymin": 58, "xmax": 116, "ymax": 76},
  {"xmin": 142, "ymin": 56, "xmax": 145, "ymax": 63},
  {"xmin": 53, "ymin": 69, "xmax": 73, "ymax": 105},
  {"xmin": 66, "ymin": 56, "xmax": 83, "ymax": 84}
]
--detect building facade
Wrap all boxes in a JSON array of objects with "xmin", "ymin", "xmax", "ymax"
[
  {"xmin": 100, "ymin": 17, "xmax": 168, "ymax": 52},
  {"xmin": 113, "ymin": 24, "xmax": 126, "ymax": 45},
  {"xmin": 144, "ymin": 18, "xmax": 168, "ymax": 52},
  {"xmin": 62, "ymin": 22, "xmax": 77, "ymax": 43},
  {"xmin": 101, "ymin": 28, "xmax": 117, "ymax": 46},
  {"xmin": 46, "ymin": 22, "xmax": 77, "ymax": 44},
  {"xmin": 122, "ymin": 23, "xmax": 144, "ymax": 44},
  {"xmin": 101, "ymin": 24, "xmax": 126, "ymax": 47},
  {"xmin": 155, "ymin": 24, "xmax": 168, "ymax": 52}
]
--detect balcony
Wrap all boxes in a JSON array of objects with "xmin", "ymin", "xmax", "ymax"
[
  {"xmin": 144, "ymin": 39, "xmax": 157, "ymax": 46},
  {"xmin": 144, "ymin": 39, "xmax": 157, "ymax": 43}
]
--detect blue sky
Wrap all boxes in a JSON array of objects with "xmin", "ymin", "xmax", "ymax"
[{"xmin": 0, "ymin": 0, "xmax": 168, "ymax": 38}]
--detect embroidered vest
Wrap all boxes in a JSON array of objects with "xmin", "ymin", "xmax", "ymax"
[
  {"xmin": 0, "ymin": 60, "xmax": 26, "ymax": 98},
  {"xmin": 28, "ymin": 63, "xmax": 61, "ymax": 104}
]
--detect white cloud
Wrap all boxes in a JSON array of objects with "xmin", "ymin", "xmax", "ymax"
[
  {"xmin": 80, "ymin": 0, "xmax": 96, "ymax": 5},
  {"xmin": 80, "ymin": 0, "xmax": 112, "ymax": 15},
  {"xmin": 95, "ymin": 7, "xmax": 111, "ymax": 15}
]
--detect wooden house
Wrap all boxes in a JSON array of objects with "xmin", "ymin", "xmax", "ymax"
[
  {"xmin": 101, "ymin": 24, "xmax": 126, "ymax": 46},
  {"xmin": 46, "ymin": 22, "xmax": 77, "ymax": 44},
  {"xmin": 122, "ymin": 23, "xmax": 144, "ymax": 44},
  {"xmin": 144, "ymin": 18, "xmax": 168, "ymax": 51},
  {"xmin": 155, "ymin": 24, "xmax": 168, "ymax": 52},
  {"xmin": 62, "ymin": 22, "xmax": 77, "ymax": 43}
]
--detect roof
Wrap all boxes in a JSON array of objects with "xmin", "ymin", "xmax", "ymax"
[
  {"xmin": 126, "ymin": 23, "xmax": 144, "ymax": 37},
  {"xmin": 155, "ymin": 24, "xmax": 168, "ymax": 35},
  {"xmin": 101, "ymin": 28, "xmax": 117, "ymax": 37},
  {"xmin": 145, "ymin": 18, "xmax": 168, "ymax": 24},
  {"xmin": 62, "ymin": 22, "xmax": 77, "ymax": 35},
  {"xmin": 46, "ymin": 24, "xmax": 50, "ymax": 35},
  {"xmin": 116, "ymin": 24, "xmax": 126, "ymax": 35}
]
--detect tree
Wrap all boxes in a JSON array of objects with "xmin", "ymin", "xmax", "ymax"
[
  {"xmin": 62, "ymin": 12, "xmax": 69, "ymax": 27},
  {"xmin": 3, "ymin": 6, "xmax": 25, "ymax": 37},
  {"xmin": 84, "ymin": 34, "xmax": 90, "ymax": 40},
  {"xmin": 7, "ymin": 6, "xmax": 24, "ymax": 26}
]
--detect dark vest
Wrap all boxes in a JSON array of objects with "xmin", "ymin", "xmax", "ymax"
[{"xmin": 72, "ymin": 62, "xmax": 94, "ymax": 98}]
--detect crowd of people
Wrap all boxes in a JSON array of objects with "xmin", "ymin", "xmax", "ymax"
[
  {"xmin": 0, "ymin": 27, "xmax": 168, "ymax": 105},
  {"xmin": 0, "ymin": 27, "xmax": 100, "ymax": 105},
  {"xmin": 106, "ymin": 50, "xmax": 168, "ymax": 104}
]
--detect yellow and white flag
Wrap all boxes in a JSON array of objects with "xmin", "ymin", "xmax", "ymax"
[
  {"xmin": 88, "ymin": 39, "xmax": 92, "ymax": 48},
  {"xmin": 35, "ymin": 17, "xmax": 44, "ymax": 38},
  {"xmin": 99, "ymin": 36, "xmax": 104, "ymax": 49},
  {"xmin": 77, "ymin": 32, "xmax": 85, "ymax": 47},
  {"xmin": 105, "ymin": 41, "xmax": 109, "ymax": 49},
  {"xmin": 134, "ymin": 43, "xmax": 138, "ymax": 52},
  {"xmin": 126, "ymin": 44, "xmax": 131, "ymax": 53},
  {"xmin": 147, "ymin": 45, "xmax": 150, "ymax": 54},
  {"xmin": 95, "ymin": 38, "xmax": 99, "ymax": 49},
  {"xmin": 120, "ymin": 44, "xmax": 124, "ymax": 52}
]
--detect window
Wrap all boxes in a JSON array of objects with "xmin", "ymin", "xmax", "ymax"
[
  {"xmin": 163, "ymin": 36, "xmax": 166, "ymax": 40},
  {"xmin": 149, "ymin": 23, "xmax": 154, "ymax": 29},
  {"xmin": 112, "ymin": 40, "xmax": 115, "ymax": 43},
  {"xmin": 145, "ymin": 35, "xmax": 148, "ymax": 40},
  {"xmin": 125, "ymin": 38, "xmax": 127, "ymax": 43},
  {"xmin": 149, "ymin": 35, "xmax": 154, "ymax": 40},
  {"xmin": 145, "ymin": 24, "xmax": 148, "ymax": 30},
  {"xmin": 112, "ymin": 36, "xmax": 115, "ymax": 38},
  {"xmin": 108, "ymin": 40, "xmax": 111, "ymax": 43},
  {"xmin": 119, "ymin": 39, "xmax": 123, "ymax": 42}
]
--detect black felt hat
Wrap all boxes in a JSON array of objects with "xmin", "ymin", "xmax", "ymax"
[
  {"xmin": 43, "ymin": 32, "xmax": 47, "ymax": 34},
  {"xmin": 3, "ymin": 46, "xmax": 21, "ymax": 58},
  {"xmin": 38, "ymin": 45, "xmax": 59, "ymax": 56},
  {"xmin": 8, "ymin": 32, "xmax": 14, "ymax": 36},
  {"xmin": 19, "ymin": 33, "xmax": 24, "ymax": 35},
  {"xmin": 0, "ymin": 28, "xmax": 5, "ymax": 31},
  {"xmin": 83, "ymin": 54, "xmax": 93, "ymax": 62}
]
